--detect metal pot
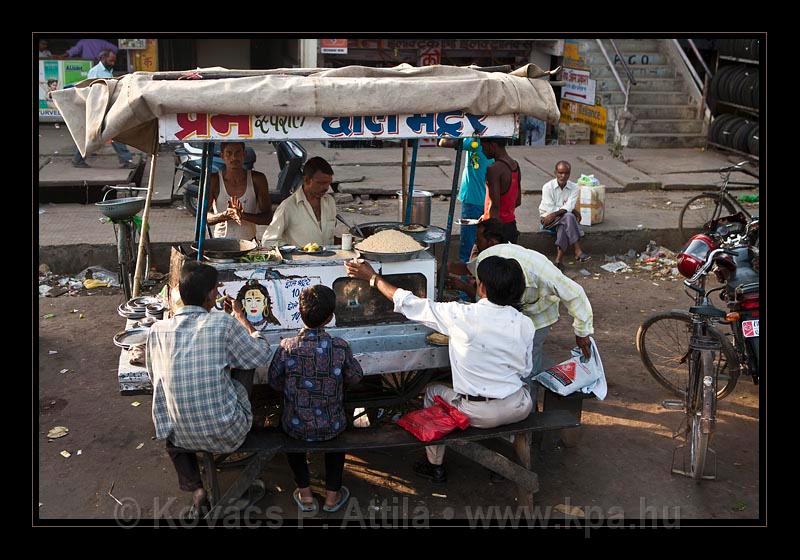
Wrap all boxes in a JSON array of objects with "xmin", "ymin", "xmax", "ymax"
[{"xmin": 397, "ymin": 190, "xmax": 432, "ymax": 226}]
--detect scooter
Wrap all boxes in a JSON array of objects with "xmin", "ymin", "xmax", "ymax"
[{"xmin": 171, "ymin": 141, "xmax": 306, "ymax": 216}]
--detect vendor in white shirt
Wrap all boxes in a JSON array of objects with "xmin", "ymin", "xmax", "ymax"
[
  {"xmin": 539, "ymin": 160, "xmax": 591, "ymax": 271},
  {"xmin": 345, "ymin": 255, "xmax": 534, "ymax": 484},
  {"xmin": 262, "ymin": 157, "xmax": 337, "ymax": 249}
]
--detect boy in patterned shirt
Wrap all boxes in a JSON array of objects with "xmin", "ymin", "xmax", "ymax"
[{"xmin": 268, "ymin": 285, "xmax": 363, "ymax": 514}]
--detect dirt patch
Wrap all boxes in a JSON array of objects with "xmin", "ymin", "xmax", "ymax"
[{"xmin": 37, "ymin": 268, "xmax": 760, "ymax": 523}]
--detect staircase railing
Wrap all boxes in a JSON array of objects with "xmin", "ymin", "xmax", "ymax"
[
  {"xmin": 672, "ymin": 39, "xmax": 713, "ymax": 127},
  {"xmin": 596, "ymin": 39, "xmax": 637, "ymax": 154}
]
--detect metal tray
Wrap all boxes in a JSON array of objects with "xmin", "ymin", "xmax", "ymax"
[
  {"xmin": 113, "ymin": 327, "xmax": 150, "ymax": 349},
  {"xmin": 191, "ymin": 238, "xmax": 258, "ymax": 259},
  {"xmin": 355, "ymin": 243, "xmax": 428, "ymax": 263}
]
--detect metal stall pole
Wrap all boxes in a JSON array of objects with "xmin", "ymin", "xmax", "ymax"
[
  {"xmin": 193, "ymin": 143, "xmax": 210, "ymax": 246},
  {"xmin": 131, "ymin": 153, "xmax": 158, "ymax": 298},
  {"xmin": 436, "ymin": 143, "xmax": 464, "ymax": 301},
  {"xmin": 404, "ymin": 139, "xmax": 420, "ymax": 224},
  {"xmin": 196, "ymin": 142, "xmax": 215, "ymax": 260}
]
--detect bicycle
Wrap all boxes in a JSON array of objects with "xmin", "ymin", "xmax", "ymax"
[
  {"xmin": 96, "ymin": 184, "xmax": 152, "ymax": 301},
  {"xmin": 678, "ymin": 161, "xmax": 759, "ymax": 240},
  {"xmin": 666, "ymin": 247, "xmax": 736, "ymax": 481}
]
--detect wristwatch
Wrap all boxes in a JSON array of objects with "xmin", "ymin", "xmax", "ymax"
[{"xmin": 369, "ymin": 274, "xmax": 379, "ymax": 288}]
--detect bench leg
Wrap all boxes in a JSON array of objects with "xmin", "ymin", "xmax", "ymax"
[
  {"xmin": 448, "ymin": 440, "xmax": 539, "ymax": 495},
  {"xmin": 204, "ymin": 449, "xmax": 276, "ymax": 521},
  {"xmin": 513, "ymin": 432, "xmax": 535, "ymax": 511}
]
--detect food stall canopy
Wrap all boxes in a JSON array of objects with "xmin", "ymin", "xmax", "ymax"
[{"xmin": 52, "ymin": 63, "xmax": 560, "ymax": 156}]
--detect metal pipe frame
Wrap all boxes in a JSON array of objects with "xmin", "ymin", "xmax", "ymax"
[
  {"xmin": 595, "ymin": 40, "xmax": 627, "ymax": 98},
  {"xmin": 404, "ymin": 139, "xmax": 420, "ymax": 224},
  {"xmin": 608, "ymin": 39, "xmax": 637, "ymax": 86},
  {"xmin": 436, "ymin": 143, "xmax": 464, "ymax": 301}
]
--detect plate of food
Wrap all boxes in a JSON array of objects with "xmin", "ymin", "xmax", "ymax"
[
  {"xmin": 297, "ymin": 242, "xmax": 325, "ymax": 255},
  {"xmin": 426, "ymin": 331, "xmax": 450, "ymax": 346},
  {"xmin": 398, "ymin": 223, "xmax": 429, "ymax": 233},
  {"xmin": 354, "ymin": 229, "xmax": 428, "ymax": 262}
]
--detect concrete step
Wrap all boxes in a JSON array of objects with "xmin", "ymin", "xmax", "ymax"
[
  {"xmin": 595, "ymin": 78, "xmax": 685, "ymax": 93},
  {"xmin": 590, "ymin": 64, "xmax": 675, "ymax": 79},
  {"xmin": 631, "ymin": 119, "xmax": 704, "ymax": 134},
  {"xmin": 585, "ymin": 52, "xmax": 668, "ymax": 67},
  {"xmin": 599, "ymin": 91, "xmax": 690, "ymax": 106},
  {"xmin": 626, "ymin": 133, "xmax": 708, "ymax": 149},
  {"xmin": 619, "ymin": 105, "xmax": 699, "ymax": 120},
  {"xmin": 574, "ymin": 39, "xmax": 662, "ymax": 53}
]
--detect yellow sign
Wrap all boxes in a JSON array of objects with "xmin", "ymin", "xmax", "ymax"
[
  {"xmin": 133, "ymin": 39, "xmax": 158, "ymax": 72},
  {"xmin": 560, "ymin": 99, "xmax": 607, "ymax": 144}
]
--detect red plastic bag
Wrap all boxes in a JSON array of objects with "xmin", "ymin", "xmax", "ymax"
[{"xmin": 396, "ymin": 396, "xmax": 471, "ymax": 442}]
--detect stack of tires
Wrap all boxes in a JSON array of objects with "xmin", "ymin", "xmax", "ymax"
[
  {"xmin": 709, "ymin": 65, "xmax": 759, "ymax": 109},
  {"xmin": 716, "ymin": 38, "xmax": 760, "ymax": 61},
  {"xmin": 708, "ymin": 114, "xmax": 759, "ymax": 157}
]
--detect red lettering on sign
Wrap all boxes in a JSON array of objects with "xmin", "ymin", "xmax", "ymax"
[
  {"xmin": 175, "ymin": 113, "xmax": 209, "ymax": 140},
  {"xmin": 210, "ymin": 114, "xmax": 252, "ymax": 138}
]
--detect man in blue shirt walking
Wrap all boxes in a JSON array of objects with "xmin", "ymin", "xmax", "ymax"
[
  {"xmin": 439, "ymin": 137, "xmax": 493, "ymax": 262},
  {"xmin": 72, "ymin": 50, "xmax": 136, "ymax": 169}
]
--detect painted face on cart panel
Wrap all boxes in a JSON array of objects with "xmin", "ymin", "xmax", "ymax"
[{"xmin": 244, "ymin": 289, "xmax": 266, "ymax": 319}]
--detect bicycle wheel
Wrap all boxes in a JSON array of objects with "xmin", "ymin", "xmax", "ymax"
[
  {"xmin": 679, "ymin": 193, "xmax": 737, "ymax": 239},
  {"xmin": 688, "ymin": 350, "xmax": 716, "ymax": 481},
  {"xmin": 636, "ymin": 311, "xmax": 739, "ymax": 400}
]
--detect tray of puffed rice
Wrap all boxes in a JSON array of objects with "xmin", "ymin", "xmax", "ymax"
[{"xmin": 354, "ymin": 229, "xmax": 429, "ymax": 262}]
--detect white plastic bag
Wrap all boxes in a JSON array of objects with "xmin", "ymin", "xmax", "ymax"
[{"xmin": 534, "ymin": 337, "xmax": 607, "ymax": 400}]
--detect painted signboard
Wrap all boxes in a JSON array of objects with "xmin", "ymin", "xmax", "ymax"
[
  {"xmin": 132, "ymin": 39, "xmax": 158, "ymax": 72},
  {"xmin": 118, "ymin": 39, "xmax": 147, "ymax": 50},
  {"xmin": 217, "ymin": 276, "xmax": 324, "ymax": 331},
  {"xmin": 560, "ymin": 99, "xmax": 607, "ymax": 145},
  {"xmin": 38, "ymin": 59, "xmax": 91, "ymax": 122},
  {"xmin": 159, "ymin": 112, "xmax": 518, "ymax": 142},
  {"xmin": 562, "ymin": 68, "xmax": 597, "ymax": 105},
  {"xmin": 320, "ymin": 39, "xmax": 348, "ymax": 54}
]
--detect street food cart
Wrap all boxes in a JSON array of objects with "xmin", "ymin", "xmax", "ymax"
[{"xmin": 52, "ymin": 64, "xmax": 560, "ymax": 414}]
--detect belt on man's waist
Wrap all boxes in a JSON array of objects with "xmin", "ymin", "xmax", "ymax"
[{"xmin": 459, "ymin": 393, "xmax": 498, "ymax": 402}]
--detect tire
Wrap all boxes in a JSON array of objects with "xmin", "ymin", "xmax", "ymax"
[
  {"xmin": 688, "ymin": 351, "xmax": 715, "ymax": 481},
  {"xmin": 636, "ymin": 310, "xmax": 739, "ymax": 400},
  {"xmin": 720, "ymin": 117, "xmax": 747, "ymax": 148},
  {"xmin": 184, "ymin": 188, "xmax": 199, "ymax": 217},
  {"xmin": 748, "ymin": 125, "xmax": 760, "ymax": 157},
  {"xmin": 679, "ymin": 193, "xmax": 737, "ymax": 239}
]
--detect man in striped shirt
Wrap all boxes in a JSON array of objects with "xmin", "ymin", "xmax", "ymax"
[{"xmin": 147, "ymin": 261, "xmax": 271, "ymax": 517}]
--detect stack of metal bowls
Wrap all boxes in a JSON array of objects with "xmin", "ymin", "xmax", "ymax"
[
  {"xmin": 145, "ymin": 303, "xmax": 165, "ymax": 320},
  {"xmin": 118, "ymin": 296, "xmax": 163, "ymax": 320}
]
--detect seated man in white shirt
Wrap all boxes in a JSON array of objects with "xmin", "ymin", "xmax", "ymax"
[
  {"xmin": 345, "ymin": 255, "xmax": 534, "ymax": 484},
  {"xmin": 262, "ymin": 157, "xmax": 337, "ymax": 249},
  {"xmin": 539, "ymin": 160, "xmax": 590, "ymax": 271}
]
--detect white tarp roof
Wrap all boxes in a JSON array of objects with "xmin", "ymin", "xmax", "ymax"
[{"xmin": 52, "ymin": 63, "xmax": 560, "ymax": 156}]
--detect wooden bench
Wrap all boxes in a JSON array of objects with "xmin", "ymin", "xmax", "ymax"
[{"xmin": 197, "ymin": 409, "xmax": 579, "ymax": 520}]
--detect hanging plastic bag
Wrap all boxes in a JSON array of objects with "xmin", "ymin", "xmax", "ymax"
[
  {"xmin": 533, "ymin": 337, "xmax": 607, "ymax": 400},
  {"xmin": 396, "ymin": 396, "xmax": 471, "ymax": 442}
]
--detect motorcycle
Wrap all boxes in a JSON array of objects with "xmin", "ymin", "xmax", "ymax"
[
  {"xmin": 677, "ymin": 216, "xmax": 760, "ymax": 383},
  {"xmin": 171, "ymin": 140, "xmax": 306, "ymax": 216}
]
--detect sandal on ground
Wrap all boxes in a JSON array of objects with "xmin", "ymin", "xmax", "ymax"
[
  {"xmin": 322, "ymin": 486, "xmax": 351, "ymax": 513},
  {"xmin": 576, "ymin": 254, "xmax": 592, "ymax": 262},
  {"xmin": 292, "ymin": 488, "xmax": 318, "ymax": 514}
]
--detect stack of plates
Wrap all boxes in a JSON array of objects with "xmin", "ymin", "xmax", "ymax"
[{"xmin": 118, "ymin": 296, "xmax": 163, "ymax": 320}]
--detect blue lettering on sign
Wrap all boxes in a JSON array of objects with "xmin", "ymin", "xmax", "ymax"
[
  {"xmin": 387, "ymin": 115, "xmax": 399, "ymax": 134},
  {"xmin": 465, "ymin": 114, "xmax": 488, "ymax": 135},
  {"xmin": 287, "ymin": 301, "xmax": 298, "ymax": 311},
  {"xmin": 322, "ymin": 117, "xmax": 352, "ymax": 137},
  {"xmin": 364, "ymin": 116, "xmax": 385, "ymax": 134},
  {"xmin": 292, "ymin": 288, "xmax": 300, "ymax": 298},
  {"xmin": 406, "ymin": 114, "xmax": 436, "ymax": 135},
  {"xmin": 292, "ymin": 311, "xmax": 301, "ymax": 321},
  {"xmin": 351, "ymin": 116, "xmax": 363, "ymax": 135},
  {"xmin": 436, "ymin": 111, "xmax": 464, "ymax": 137}
]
